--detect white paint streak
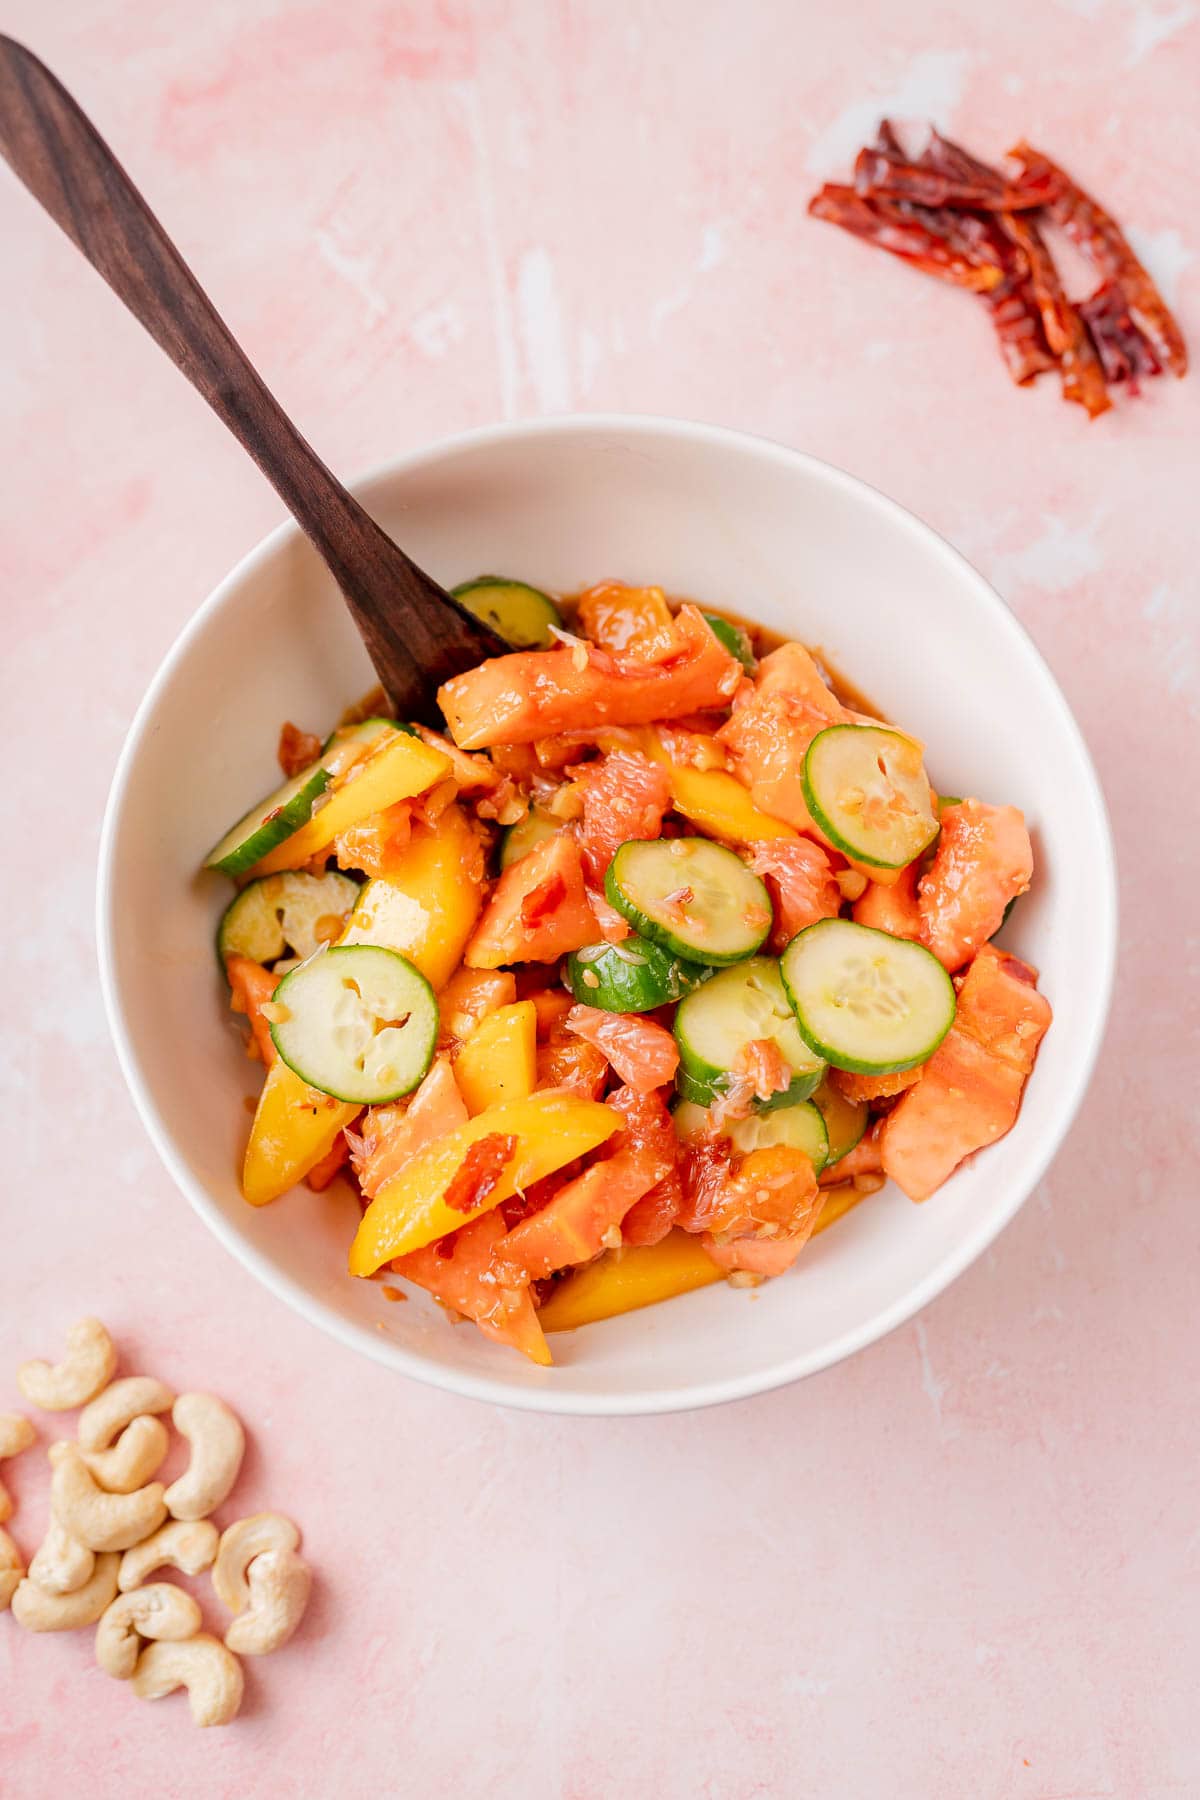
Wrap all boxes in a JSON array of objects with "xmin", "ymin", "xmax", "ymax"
[
  {"xmin": 650, "ymin": 285, "xmax": 691, "ymax": 336},
  {"xmin": 457, "ymin": 82, "xmax": 518, "ymax": 419},
  {"xmin": 1124, "ymin": 226, "xmax": 1196, "ymax": 307},
  {"xmin": 914, "ymin": 1319, "xmax": 953, "ymax": 1435},
  {"xmin": 516, "ymin": 247, "xmax": 571, "ymax": 411},
  {"xmin": 697, "ymin": 222, "xmax": 727, "ymax": 273},
  {"xmin": 989, "ymin": 514, "xmax": 1103, "ymax": 596},
  {"xmin": 805, "ymin": 50, "xmax": 972, "ymax": 176},
  {"xmin": 409, "ymin": 301, "xmax": 465, "ymax": 361},
  {"xmin": 1127, "ymin": 0, "xmax": 1197, "ymax": 64},
  {"xmin": 313, "ymin": 230, "xmax": 388, "ymax": 327}
]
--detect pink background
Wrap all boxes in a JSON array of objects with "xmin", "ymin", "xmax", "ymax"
[{"xmin": 2, "ymin": 3, "xmax": 1198, "ymax": 1794}]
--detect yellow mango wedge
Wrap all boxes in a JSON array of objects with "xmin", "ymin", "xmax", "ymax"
[
  {"xmin": 811, "ymin": 1181, "xmax": 866, "ymax": 1236},
  {"xmin": 340, "ymin": 804, "xmax": 483, "ymax": 989},
  {"xmin": 243, "ymin": 1065, "xmax": 358, "ymax": 1207},
  {"xmin": 252, "ymin": 732, "xmax": 450, "ymax": 875},
  {"xmin": 242, "ymin": 804, "xmax": 484, "ymax": 1205},
  {"xmin": 453, "ymin": 1001, "xmax": 537, "ymax": 1115},
  {"xmin": 538, "ymin": 1230, "xmax": 723, "ymax": 1332},
  {"xmin": 349, "ymin": 1092, "xmax": 618, "ymax": 1274},
  {"xmin": 665, "ymin": 764, "xmax": 797, "ymax": 844}
]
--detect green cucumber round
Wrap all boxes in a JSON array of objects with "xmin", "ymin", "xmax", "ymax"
[
  {"xmin": 812, "ymin": 1076, "xmax": 868, "ymax": 1167},
  {"xmin": 673, "ymin": 957, "xmax": 825, "ymax": 1110},
  {"xmin": 565, "ymin": 936, "xmax": 708, "ymax": 1013},
  {"xmin": 269, "ymin": 944, "xmax": 438, "ymax": 1105},
  {"xmin": 673, "ymin": 1097, "xmax": 829, "ymax": 1172},
  {"xmin": 204, "ymin": 766, "xmax": 331, "ymax": 878},
  {"xmin": 217, "ymin": 871, "xmax": 360, "ymax": 970},
  {"xmin": 781, "ymin": 918, "xmax": 956, "ymax": 1075},
  {"xmin": 451, "ymin": 576, "xmax": 561, "ymax": 650},
  {"xmin": 320, "ymin": 717, "xmax": 404, "ymax": 753},
  {"xmin": 702, "ymin": 612, "xmax": 756, "ymax": 672},
  {"xmin": 802, "ymin": 725, "xmax": 939, "ymax": 871},
  {"xmin": 499, "ymin": 806, "xmax": 562, "ymax": 871},
  {"xmin": 605, "ymin": 838, "xmax": 772, "ymax": 966}
]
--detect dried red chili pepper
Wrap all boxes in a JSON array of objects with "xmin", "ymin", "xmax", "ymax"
[
  {"xmin": 442, "ymin": 1132, "xmax": 518, "ymax": 1214},
  {"xmin": 807, "ymin": 184, "xmax": 1003, "ymax": 292},
  {"xmin": 1000, "ymin": 212, "xmax": 1110, "ymax": 416},
  {"xmin": 1079, "ymin": 281, "xmax": 1161, "ymax": 387},
  {"xmin": 1008, "ymin": 142, "xmax": 1187, "ymax": 377},
  {"xmin": 855, "ymin": 126, "xmax": 1054, "ymax": 213}
]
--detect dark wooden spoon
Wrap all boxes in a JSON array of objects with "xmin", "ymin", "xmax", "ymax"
[{"xmin": 0, "ymin": 35, "xmax": 507, "ymax": 722}]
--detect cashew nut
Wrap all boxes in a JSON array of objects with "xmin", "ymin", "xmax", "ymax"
[
  {"xmin": 28, "ymin": 1517, "xmax": 95, "ymax": 1595},
  {"xmin": 164, "ymin": 1394, "xmax": 245, "ymax": 1521},
  {"xmin": 0, "ymin": 1411, "xmax": 36, "ymax": 1524},
  {"xmin": 78, "ymin": 1376, "xmax": 174, "ymax": 1452},
  {"xmin": 82, "ymin": 1415, "xmax": 170, "ymax": 1493},
  {"xmin": 10, "ymin": 1552, "xmax": 120, "ymax": 1630},
  {"xmin": 48, "ymin": 1441, "xmax": 166, "ymax": 1552},
  {"xmin": 118, "ymin": 1518, "xmax": 219, "ymax": 1592},
  {"xmin": 0, "ymin": 1525, "xmax": 24, "ymax": 1611},
  {"xmin": 224, "ymin": 1548, "xmax": 312, "ymax": 1656},
  {"xmin": 131, "ymin": 1634, "xmax": 245, "ymax": 1728},
  {"xmin": 16, "ymin": 1317, "xmax": 117, "ymax": 1411},
  {"xmin": 95, "ymin": 1583, "xmax": 203, "ymax": 1679},
  {"xmin": 212, "ymin": 1512, "xmax": 301, "ymax": 1613}
]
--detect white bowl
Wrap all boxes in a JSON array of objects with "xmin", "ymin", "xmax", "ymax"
[{"xmin": 97, "ymin": 416, "xmax": 1116, "ymax": 1415}]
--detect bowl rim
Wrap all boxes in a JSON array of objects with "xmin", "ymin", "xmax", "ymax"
[{"xmin": 96, "ymin": 411, "xmax": 1118, "ymax": 1416}]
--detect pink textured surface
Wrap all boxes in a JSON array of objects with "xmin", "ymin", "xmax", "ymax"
[{"xmin": 2, "ymin": 3, "xmax": 1197, "ymax": 1793}]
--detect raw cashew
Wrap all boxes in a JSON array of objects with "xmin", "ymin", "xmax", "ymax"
[
  {"xmin": 78, "ymin": 1377, "xmax": 174, "ymax": 1453},
  {"xmin": 118, "ymin": 1518, "xmax": 219, "ymax": 1592},
  {"xmin": 28, "ymin": 1517, "xmax": 95, "ymax": 1595},
  {"xmin": 0, "ymin": 1525, "xmax": 23, "ymax": 1610},
  {"xmin": 164, "ymin": 1394, "xmax": 245, "ymax": 1521},
  {"xmin": 131, "ymin": 1634, "xmax": 245, "ymax": 1728},
  {"xmin": 212, "ymin": 1512, "xmax": 301, "ymax": 1613},
  {"xmin": 82, "ymin": 1415, "xmax": 170, "ymax": 1493},
  {"xmin": 16, "ymin": 1317, "xmax": 117, "ymax": 1411},
  {"xmin": 95, "ymin": 1583, "xmax": 203, "ymax": 1679},
  {"xmin": 48, "ymin": 1441, "xmax": 166, "ymax": 1552},
  {"xmin": 0, "ymin": 1411, "xmax": 36, "ymax": 1524},
  {"xmin": 10, "ymin": 1552, "xmax": 119, "ymax": 1630},
  {"xmin": 224, "ymin": 1548, "xmax": 312, "ymax": 1656}
]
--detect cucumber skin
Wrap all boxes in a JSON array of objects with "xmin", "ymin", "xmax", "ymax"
[
  {"xmin": 702, "ymin": 612, "xmax": 756, "ymax": 672},
  {"xmin": 451, "ymin": 576, "xmax": 561, "ymax": 650},
  {"xmin": 674, "ymin": 1063, "xmax": 823, "ymax": 1112},
  {"xmin": 780, "ymin": 921, "xmax": 957, "ymax": 1077},
  {"xmin": 801, "ymin": 728, "xmax": 939, "ymax": 872},
  {"xmin": 565, "ymin": 938, "xmax": 708, "ymax": 1013},
  {"xmin": 812, "ymin": 1080, "xmax": 868, "ymax": 1167},
  {"xmin": 603, "ymin": 843, "xmax": 772, "ymax": 967},
  {"xmin": 205, "ymin": 767, "xmax": 330, "ymax": 878}
]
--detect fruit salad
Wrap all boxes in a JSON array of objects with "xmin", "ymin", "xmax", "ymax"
[{"xmin": 203, "ymin": 578, "xmax": 1051, "ymax": 1365}]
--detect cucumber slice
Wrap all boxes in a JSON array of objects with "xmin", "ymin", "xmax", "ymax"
[
  {"xmin": 605, "ymin": 838, "xmax": 772, "ymax": 966},
  {"xmin": 812, "ymin": 1076, "xmax": 867, "ymax": 1167},
  {"xmin": 321, "ymin": 717, "xmax": 404, "ymax": 753},
  {"xmin": 673, "ymin": 957, "xmax": 825, "ymax": 1109},
  {"xmin": 451, "ymin": 576, "xmax": 561, "ymax": 650},
  {"xmin": 802, "ymin": 725, "xmax": 939, "ymax": 871},
  {"xmin": 781, "ymin": 918, "xmax": 956, "ymax": 1075},
  {"xmin": 206, "ymin": 718, "xmax": 397, "ymax": 878},
  {"xmin": 565, "ymin": 936, "xmax": 708, "ymax": 1013},
  {"xmin": 499, "ymin": 806, "xmax": 561, "ymax": 871},
  {"xmin": 269, "ymin": 945, "xmax": 437, "ymax": 1105},
  {"xmin": 204, "ymin": 766, "xmax": 331, "ymax": 878},
  {"xmin": 673, "ymin": 1097, "xmax": 828, "ymax": 1171},
  {"xmin": 217, "ymin": 871, "xmax": 360, "ymax": 969},
  {"xmin": 702, "ymin": 612, "xmax": 756, "ymax": 672}
]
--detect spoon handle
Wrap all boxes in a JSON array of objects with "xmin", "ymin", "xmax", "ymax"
[{"xmin": 0, "ymin": 35, "xmax": 504, "ymax": 716}]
